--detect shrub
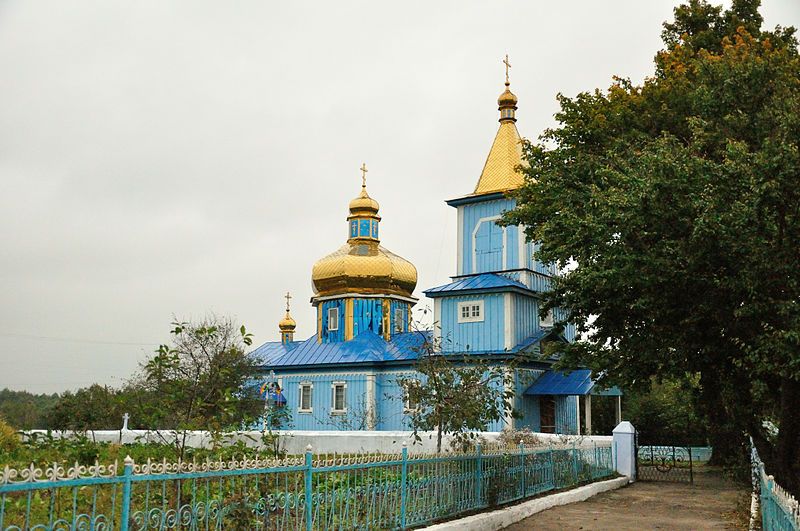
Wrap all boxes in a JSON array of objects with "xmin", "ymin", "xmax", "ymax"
[
  {"xmin": 0, "ymin": 417, "xmax": 21, "ymax": 453},
  {"xmin": 497, "ymin": 427, "xmax": 543, "ymax": 447}
]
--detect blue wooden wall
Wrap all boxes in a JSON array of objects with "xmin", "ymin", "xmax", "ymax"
[
  {"xmin": 277, "ymin": 373, "xmax": 368, "ymax": 431},
  {"xmin": 261, "ymin": 368, "xmax": 579, "ymax": 434},
  {"xmin": 512, "ymin": 294, "xmax": 541, "ymax": 346},
  {"xmin": 555, "ymin": 395, "xmax": 579, "ymax": 435},
  {"xmin": 461, "ymin": 198, "xmax": 517, "ymax": 274},
  {"xmin": 377, "ymin": 372, "xmax": 413, "ymax": 430},
  {"xmin": 439, "ymin": 294, "xmax": 504, "ymax": 353},
  {"xmin": 320, "ymin": 299, "xmax": 345, "ymax": 343},
  {"xmin": 353, "ymin": 298, "xmax": 383, "ymax": 338},
  {"xmin": 459, "ymin": 198, "xmax": 560, "ymax": 278}
]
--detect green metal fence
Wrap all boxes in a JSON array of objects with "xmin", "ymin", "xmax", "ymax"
[
  {"xmin": 0, "ymin": 442, "xmax": 614, "ymax": 530},
  {"xmin": 751, "ymin": 438, "xmax": 800, "ymax": 531}
]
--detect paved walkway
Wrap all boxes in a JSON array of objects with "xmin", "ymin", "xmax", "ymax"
[{"xmin": 505, "ymin": 468, "xmax": 749, "ymax": 530}]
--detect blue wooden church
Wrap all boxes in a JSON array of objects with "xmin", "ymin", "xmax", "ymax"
[{"xmin": 251, "ymin": 69, "xmax": 619, "ymax": 434}]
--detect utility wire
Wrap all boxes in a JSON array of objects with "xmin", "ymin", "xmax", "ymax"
[{"xmin": 0, "ymin": 332, "xmax": 156, "ymax": 347}]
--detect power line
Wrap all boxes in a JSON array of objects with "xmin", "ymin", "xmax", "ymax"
[{"xmin": 0, "ymin": 332, "xmax": 156, "ymax": 347}]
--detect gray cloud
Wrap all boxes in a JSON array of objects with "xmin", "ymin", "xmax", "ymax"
[{"xmin": 1, "ymin": 0, "xmax": 798, "ymax": 392}]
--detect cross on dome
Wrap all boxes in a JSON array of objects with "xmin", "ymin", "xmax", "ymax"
[
  {"xmin": 503, "ymin": 54, "xmax": 511, "ymax": 85},
  {"xmin": 360, "ymin": 163, "xmax": 368, "ymax": 188},
  {"xmin": 284, "ymin": 291, "xmax": 292, "ymax": 312}
]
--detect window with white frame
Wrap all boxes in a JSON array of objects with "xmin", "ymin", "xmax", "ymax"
[
  {"xmin": 331, "ymin": 382, "xmax": 347, "ymax": 413},
  {"xmin": 299, "ymin": 382, "xmax": 313, "ymax": 412},
  {"xmin": 457, "ymin": 300, "xmax": 484, "ymax": 323},
  {"xmin": 328, "ymin": 307, "xmax": 339, "ymax": 331},
  {"xmin": 394, "ymin": 307, "xmax": 404, "ymax": 333}
]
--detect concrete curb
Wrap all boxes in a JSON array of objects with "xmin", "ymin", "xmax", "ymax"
[{"xmin": 424, "ymin": 476, "xmax": 630, "ymax": 530}]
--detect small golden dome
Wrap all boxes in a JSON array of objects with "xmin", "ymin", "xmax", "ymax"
[
  {"xmin": 498, "ymin": 83, "xmax": 518, "ymax": 108},
  {"xmin": 348, "ymin": 187, "xmax": 380, "ymax": 217},
  {"xmin": 312, "ymin": 241, "xmax": 417, "ymax": 298},
  {"xmin": 278, "ymin": 311, "xmax": 296, "ymax": 331}
]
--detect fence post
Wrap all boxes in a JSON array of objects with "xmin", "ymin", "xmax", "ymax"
[
  {"xmin": 305, "ymin": 445, "xmax": 313, "ymax": 531},
  {"xmin": 476, "ymin": 443, "xmax": 483, "ymax": 507},
  {"xmin": 572, "ymin": 441, "xmax": 579, "ymax": 485},
  {"xmin": 612, "ymin": 421, "xmax": 636, "ymax": 481},
  {"xmin": 548, "ymin": 448, "xmax": 555, "ymax": 489},
  {"xmin": 519, "ymin": 440, "xmax": 525, "ymax": 499},
  {"xmin": 761, "ymin": 475, "xmax": 772, "ymax": 531},
  {"xmin": 120, "ymin": 455, "xmax": 134, "ymax": 531},
  {"xmin": 400, "ymin": 442, "xmax": 408, "ymax": 530}
]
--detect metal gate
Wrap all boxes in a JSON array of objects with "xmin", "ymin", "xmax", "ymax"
[{"xmin": 636, "ymin": 433, "xmax": 694, "ymax": 483}]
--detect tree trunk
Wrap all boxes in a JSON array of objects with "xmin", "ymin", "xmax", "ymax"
[
  {"xmin": 699, "ymin": 372, "xmax": 746, "ymax": 467},
  {"xmin": 437, "ymin": 417, "xmax": 443, "ymax": 454},
  {"xmin": 775, "ymin": 376, "xmax": 800, "ymax": 495}
]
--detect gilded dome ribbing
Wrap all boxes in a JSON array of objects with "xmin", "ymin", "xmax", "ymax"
[
  {"xmin": 348, "ymin": 187, "xmax": 380, "ymax": 218},
  {"xmin": 311, "ymin": 241, "xmax": 417, "ymax": 297},
  {"xmin": 278, "ymin": 312, "xmax": 296, "ymax": 332},
  {"xmin": 498, "ymin": 83, "xmax": 518, "ymax": 109},
  {"xmin": 311, "ymin": 177, "xmax": 417, "ymax": 299}
]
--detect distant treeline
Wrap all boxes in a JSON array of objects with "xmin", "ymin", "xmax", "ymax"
[
  {"xmin": 0, "ymin": 385, "xmax": 129, "ymax": 431},
  {"xmin": 0, "ymin": 388, "xmax": 61, "ymax": 429}
]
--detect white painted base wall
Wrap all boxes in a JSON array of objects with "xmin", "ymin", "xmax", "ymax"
[
  {"xmin": 424, "ymin": 476, "xmax": 629, "ymax": 530},
  {"xmin": 21, "ymin": 429, "xmax": 612, "ymax": 455}
]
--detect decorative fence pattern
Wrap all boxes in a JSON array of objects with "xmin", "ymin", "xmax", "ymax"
[
  {"xmin": 636, "ymin": 445, "xmax": 694, "ymax": 483},
  {"xmin": 751, "ymin": 438, "xmax": 800, "ymax": 531},
  {"xmin": 0, "ymin": 443, "xmax": 614, "ymax": 530}
]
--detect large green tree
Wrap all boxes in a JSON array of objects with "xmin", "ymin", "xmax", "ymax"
[{"xmin": 504, "ymin": 0, "xmax": 799, "ymax": 491}]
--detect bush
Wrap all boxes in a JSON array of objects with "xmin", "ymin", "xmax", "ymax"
[
  {"xmin": 497, "ymin": 427, "xmax": 543, "ymax": 447},
  {"xmin": 0, "ymin": 417, "xmax": 20, "ymax": 453}
]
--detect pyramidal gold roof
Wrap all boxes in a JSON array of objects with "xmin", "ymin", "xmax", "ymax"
[{"xmin": 473, "ymin": 120, "xmax": 525, "ymax": 195}]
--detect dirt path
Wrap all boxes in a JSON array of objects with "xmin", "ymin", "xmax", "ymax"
[{"xmin": 505, "ymin": 468, "xmax": 749, "ymax": 530}]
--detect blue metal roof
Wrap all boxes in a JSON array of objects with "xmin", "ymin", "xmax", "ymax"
[
  {"xmin": 524, "ymin": 369, "xmax": 622, "ymax": 396},
  {"xmin": 250, "ymin": 329, "xmax": 555, "ymax": 369},
  {"xmin": 424, "ymin": 273, "xmax": 533, "ymax": 297},
  {"xmin": 250, "ymin": 331, "xmax": 431, "ymax": 368}
]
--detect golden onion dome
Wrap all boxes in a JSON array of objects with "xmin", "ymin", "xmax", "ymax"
[
  {"xmin": 311, "ymin": 241, "xmax": 417, "ymax": 298},
  {"xmin": 278, "ymin": 311, "xmax": 296, "ymax": 332},
  {"xmin": 498, "ymin": 83, "xmax": 518, "ymax": 108},
  {"xmin": 348, "ymin": 187, "xmax": 380, "ymax": 217}
]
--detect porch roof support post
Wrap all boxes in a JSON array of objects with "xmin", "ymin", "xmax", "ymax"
[
  {"xmin": 584, "ymin": 394, "xmax": 592, "ymax": 435},
  {"xmin": 616, "ymin": 395, "xmax": 622, "ymax": 426}
]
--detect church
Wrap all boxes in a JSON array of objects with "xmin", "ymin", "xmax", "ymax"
[{"xmin": 250, "ymin": 64, "xmax": 620, "ymax": 435}]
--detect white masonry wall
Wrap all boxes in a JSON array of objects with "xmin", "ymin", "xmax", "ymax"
[{"xmin": 21, "ymin": 429, "xmax": 613, "ymax": 455}]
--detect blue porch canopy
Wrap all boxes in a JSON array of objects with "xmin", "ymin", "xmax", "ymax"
[{"xmin": 524, "ymin": 369, "xmax": 622, "ymax": 396}]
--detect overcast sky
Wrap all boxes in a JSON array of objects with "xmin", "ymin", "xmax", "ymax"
[{"xmin": 1, "ymin": 1, "xmax": 798, "ymax": 394}]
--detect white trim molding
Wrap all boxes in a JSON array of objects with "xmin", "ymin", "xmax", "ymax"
[
  {"xmin": 330, "ymin": 381, "xmax": 347, "ymax": 414},
  {"xmin": 504, "ymin": 293, "xmax": 514, "ymax": 351},
  {"xmin": 298, "ymin": 382, "xmax": 313, "ymax": 413},
  {"xmin": 471, "ymin": 215, "xmax": 506, "ymax": 274},
  {"xmin": 457, "ymin": 300, "xmax": 484, "ymax": 323},
  {"xmin": 457, "ymin": 206, "xmax": 464, "ymax": 275}
]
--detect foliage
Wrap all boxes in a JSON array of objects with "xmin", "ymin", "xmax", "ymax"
[
  {"xmin": 317, "ymin": 393, "xmax": 381, "ymax": 431},
  {"xmin": 123, "ymin": 316, "xmax": 263, "ymax": 459},
  {"xmin": 621, "ymin": 377, "xmax": 708, "ymax": 446},
  {"xmin": 46, "ymin": 384, "xmax": 125, "ymax": 432},
  {"xmin": 398, "ymin": 329, "xmax": 517, "ymax": 453},
  {"xmin": 503, "ymin": 0, "xmax": 800, "ymax": 492},
  {"xmin": 0, "ymin": 431, "xmax": 279, "ymax": 469},
  {"xmin": 0, "ymin": 417, "xmax": 20, "ymax": 454},
  {"xmin": 0, "ymin": 389, "xmax": 59, "ymax": 429},
  {"xmin": 497, "ymin": 427, "xmax": 544, "ymax": 448}
]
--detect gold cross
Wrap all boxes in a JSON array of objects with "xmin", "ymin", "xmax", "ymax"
[
  {"xmin": 284, "ymin": 291, "xmax": 292, "ymax": 312},
  {"xmin": 360, "ymin": 163, "xmax": 368, "ymax": 187},
  {"xmin": 503, "ymin": 54, "xmax": 511, "ymax": 84}
]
